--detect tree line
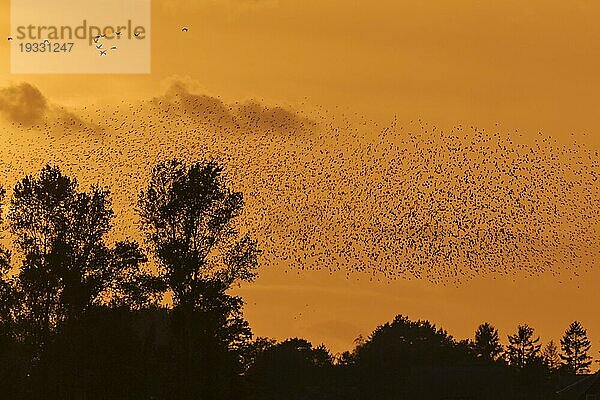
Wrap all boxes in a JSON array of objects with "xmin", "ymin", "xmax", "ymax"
[
  {"xmin": 0, "ymin": 160, "xmax": 597, "ymax": 399},
  {"xmin": 470, "ymin": 321, "xmax": 594, "ymax": 374}
]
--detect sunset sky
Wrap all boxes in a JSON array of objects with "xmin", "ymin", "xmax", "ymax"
[{"xmin": 0, "ymin": 0, "xmax": 599, "ymax": 362}]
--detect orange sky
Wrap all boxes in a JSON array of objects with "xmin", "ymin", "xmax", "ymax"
[{"xmin": 0, "ymin": 0, "xmax": 599, "ymax": 362}]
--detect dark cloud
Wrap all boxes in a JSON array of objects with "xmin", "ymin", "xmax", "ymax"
[
  {"xmin": 0, "ymin": 83, "xmax": 48, "ymax": 126},
  {"xmin": 235, "ymin": 100, "xmax": 317, "ymax": 135},
  {"xmin": 0, "ymin": 83, "xmax": 95, "ymax": 133},
  {"xmin": 155, "ymin": 80, "xmax": 316, "ymax": 136}
]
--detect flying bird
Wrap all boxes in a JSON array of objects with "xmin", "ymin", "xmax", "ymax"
[
  {"xmin": 182, "ymin": 27, "xmax": 189, "ymax": 32},
  {"xmin": 99, "ymin": 50, "xmax": 107, "ymax": 56}
]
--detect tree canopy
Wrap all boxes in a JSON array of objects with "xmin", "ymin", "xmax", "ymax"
[{"xmin": 560, "ymin": 321, "xmax": 592, "ymax": 374}]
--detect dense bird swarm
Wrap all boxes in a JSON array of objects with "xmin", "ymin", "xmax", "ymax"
[{"xmin": 0, "ymin": 83, "xmax": 598, "ymax": 284}]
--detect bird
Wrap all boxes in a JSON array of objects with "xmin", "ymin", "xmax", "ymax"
[
  {"xmin": 111, "ymin": 46, "xmax": 117, "ymax": 50},
  {"xmin": 115, "ymin": 31, "xmax": 121, "ymax": 36},
  {"xmin": 134, "ymin": 32, "xmax": 141, "ymax": 37},
  {"xmin": 182, "ymin": 27, "xmax": 189, "ymax": 32},
  {"xmin": 99, "ymin": 50, "xmax": 107, "ymax": 56},
  {"xmin": 96, "ymin": 44, "xmax": 103, "ymax": 49},
  {"xmin": 7, "ymin": 36, "xmax": 13, "ymax": 41}
]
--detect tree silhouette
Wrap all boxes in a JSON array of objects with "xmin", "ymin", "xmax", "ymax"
[
  {"xmin": 138, "ymin": 159, "xmax": 260, "ymax": 399},
  {"xmin": 8, "ymin": 165, "xmax": 157, "ymax": 351},
  {"xmin": 350, "ymin": 315, "xmax": 475, "ymax": 399},
  {"xmin": 541, "ymin": 340, "xmax": 561, "ymax": 372},
  {"xmin": 0, "ymin": 252, "xmax": 17, "ymax": 334},
  {"xmin": 505, "ymin": 324, "xmax": 541, "ymax": 368},
  {"xmin": 356, "ymin": 315, "xmax": 474, "ymax": 374},
  {"xmin": 473, "ymin": 322, "xmax": 503, "ymax": 362},
  {"xmin": 560, "ymin": 321, "xmax": 592, "ymax": 374},
  {"xmin": 106, "ymin": 240, "xmax": 166, "ymax": 309},
  {"xmin": 0, "ymin": 186, "xmax": 28, "ymax": 399},
  {"xmin": 138, "ymin": 160, "xmax": 259, "ymax": 311},
  {"xmin": 0, "ymin": 186, "xmax": 17, "ymax": 334},
  {"xmin": 240, "ymin": 336, "xmax": 277, "ymax": 372},
  {"xmin": 247, "ymin": 338, "xmax": 334, "ymax": 400}
]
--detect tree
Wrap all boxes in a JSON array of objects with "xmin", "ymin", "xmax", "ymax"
[
  {"xmin": 240, "ymin": 336, "xmax": 277, "ymax": 371},
  {"xmin": 247, "ymin": 338, "xmax": 333, "ymax": 400},
  {"xmin": 0, "ymin": 186, "xmax": 26, "ymax": 395},
  {"xmin": 349, "ymin": 315, "xmax": 475, "ymax": 399},
  {"xmin": 106, "ymin": 240, "xmax": 166, "ymax": 310},
  {"xmin": 336, "ymin": 336, "xmax": 366, "ymax": 366},
  {"xmin": 358, "ymin": 315, "xmax": 472, "ymax": 366},
  {"xmin": 473, "ymin": 322, "xmax": 503, "ymax": 362},
  {"xmin": 0, "ymin": 250, "xmax": 17, "ymax": 334},
  {"xmin": 542, "ymin": 340, "xmax": 561, "ymax": 372},
  {"xmin": 138, "ymin": 159, "xmax": 260, "ymax": 399},
  {"xmin": 0, "ymin": 185, "xmax": 17, "ymax": 335},
  {"xmin": 560, "ymin": 321, "xmax": 592, "ymax": 374},
  {"xmin": 8, "ymin": 165, "xmax": 157, "ymax": 350},
  {"xmin": 506, "ymin": 324, "xmax": 542, "ymax": 368},
  {"xmin": 138, "ymin": 159, "xmax": 259, "ymax": 317}
]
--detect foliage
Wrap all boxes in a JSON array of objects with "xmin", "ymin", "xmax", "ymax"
[
  {"xmin": 560, "ymin": 321, "xmax": 592, "ymax": 374},
  {"xmin": 473, "ymin": 322, "xmax": 503, "ymax": 362},
  {"xmin": 505, "ymin": 324, "xmax": 542, "ymax": 369}
]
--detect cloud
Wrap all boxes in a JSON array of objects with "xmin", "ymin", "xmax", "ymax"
[
  {"xmin": 155, "ymin": 78, "xmax": 317, "ymax": 136},
  {"xmin": 235, "ymin": 100, "xmax": 317, "ymax": 135},
  {"xmin": 0, "ymin": 83, "xmax": 48, "ymax": 126},
  {"xmin": 0, "ymin": 83, "xmax": 95, "ymax": 133}
]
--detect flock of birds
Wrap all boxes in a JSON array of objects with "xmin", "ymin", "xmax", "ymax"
[
  {"xmin": 0, "ymin": 83, "xmax": 597, "ymax": 285},
  {"xmin": 93, "ymin": 35, "xmax": 118, "ymax": 57}
]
